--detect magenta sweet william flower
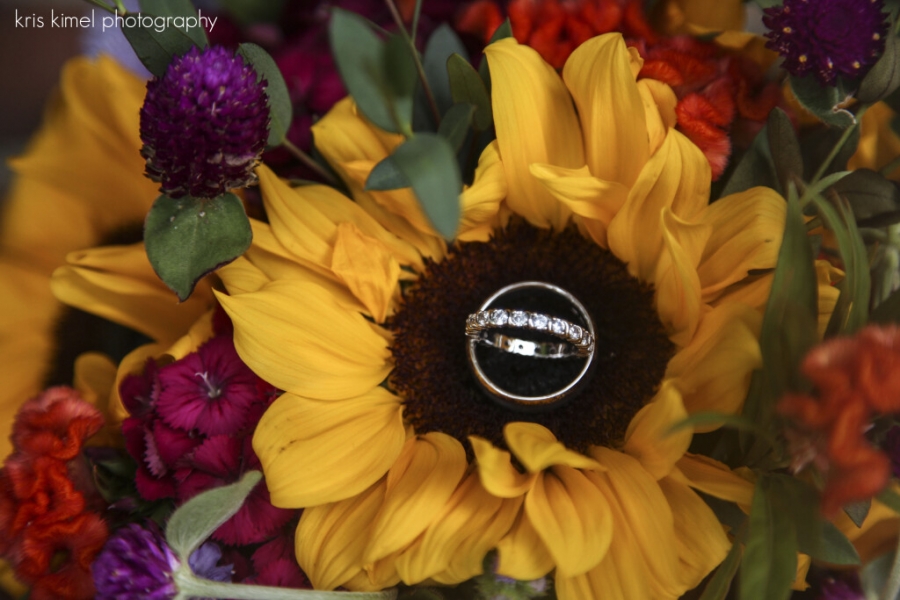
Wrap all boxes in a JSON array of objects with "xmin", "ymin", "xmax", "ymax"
[
  {"xmin": 139, "ymin": 45, "xmax": 269, "ymax": 198},
  {"xmin": 763, "ymin": 0, "xmax": 888, "ymax": 85}
]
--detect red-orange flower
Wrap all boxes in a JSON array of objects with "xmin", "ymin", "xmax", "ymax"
[
  {"xmin": 0, "ymin": 387, "xmax": 108, "ymax": 600},
  {"xmin": 779, "ymin": 326, "xmax": 900, "ymax": 516}
]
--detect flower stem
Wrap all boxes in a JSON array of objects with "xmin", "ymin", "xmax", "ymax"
[
  {"xmin": 810, "ymin": 106, "xmax": 867, "ymax": 185},
  {"xmin": 280, "ymin": 139, "xmax": 338, "ymax": 186},
  {"xmin": 383, "ymin": 0, "xmax": 442, "ymax": 128},
  {"xmin": 880, "ymin": 532, "xmax": 900, "ymax": 600},
  {"xmin": 175, "ymin": 568, "xmax": 398, "ymax": 600}
]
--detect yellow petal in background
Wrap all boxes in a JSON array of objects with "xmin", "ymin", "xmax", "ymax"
[
  {"xmin": 395, "ymin": 473, "xmax": 521, "ymax": 585},
  {"xmin": 637, "ymin": 79, "xmax": 678, "ymax": 156},
  {"xmin": 562, "ymin": 34, "xmax": 649, "ymax": 188},
  {"xmin": 458, "ymin": 141, "xmax": 507, "ymax": 242},
  {"xmin": 495, "ymin": 507, "xmax": 555, "ymax": 581},
  {"xmin": 674, "ymin": 453, "xmax": 755, "ymax": 508},
  {"xmin": 252, "ymin": 389, "xmax": 405, "ymax": 508},
  {"xmin": 607, "ymin": 130, "xmax": 710, "ymax": 282},
  {"xmin": 665, "ymin": 302, "xmax": 762, "ymax": 421},
  {"xmin": 471, "ymin": 435, "xmax": 536, "ymax": 498},
  {"xmin": 530, "ymin": 163, "xmax": 629, "ymax": 247},
  {"xmin": 525, "ymin": 465, "xmax": 613, "ymax": 577},
  {"xmin": 622, "ymin": 380, "xmax": 690, "ymax": 480},
  {"xmin": 485, "ymin": 38, "xmax": 583, "ymax": 229},
  {"xmin": 50, "ymin": 243, "xmax": 214, "ymax": 345},
  {"xmin": 698, "ymin": 186, "xmax": 785, "ymax": 302},
  {"xmin": 364, "ymin": 433, "xmax": 467, "ymax": 563},
  {"xmin": 505, "ymin": 422, "xmax": 603, "ymax": 473},
  {"xmin": 216, "ymin": 279, "xmax": 391, "ymax": 399},
  {"xmin": 331, "ymin": 222, "xmax": 401, "ymax": 322},
  {"xmin": 654, "ymin": 208, "xmax": 710, "ymax": 345},
  {"xmin": 657, "ymin": 476, "xmax": 730, "ymax": 589},
  {"xmin": 588, "ymin": 448, "xmax": 682, "ymax": 598},
  {"xmin": 297, "ymin": 478, "xmax": 393, "ymax": 591}
]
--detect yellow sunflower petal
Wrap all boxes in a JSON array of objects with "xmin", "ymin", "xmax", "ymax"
[
  {"xmin": 395, "ymin": 473, "xmax": 521, "ymax": 585},
  {"xmin": 331, "ymin": 222, "xmax": 401, "ymax": 322},
  {"xmin": 50, "ymin": 243, "xmax": 214, "ymax": 344},
  {"xmin": 622, "ymin": 380, "xmax": 690, "ymax": 480},
  {"xmin": 297, "ymin": 478, "xmax": 392, "ymax": 591},
  {"xmin": 607, "ymin": 130, "xmax": 711, "ymax": 282},
  {"xmin": 505, "ymin": 422, "xmax": 603, "ymax": 473},
  {"xmin": 495, "ymin": 507, "xmax": 555, "ymax": 580},
  {"xmin": 665, "ymin": 301, "xmax": 762, "ymax": 421},
  {"xmin": 458, "ymin": 141, "xmax": 507, "ymax": 242},
  {"xmin": 529, "ymin": 163, "xmax": 629, "ymax": 247},
  {"xmin": 470, "ymin": 435, "xmax": 536, "ymax": 498},
  {"xmin": 654, "ymin": 208, "xmax": 710, "ymax": 345},
  {"xmin": 637, "ymin": 79, "xmax": 678, "ymax": 156},
  {"xmin": 364, "ymin": 433, "xmax": 468, "ymax": 564},
  {"xmin": 215, "ymin": 279, "xmax": 391, "ymax": 399},
  {"xmin": 73, "ymin": 352, "xmax": 120, "ymax": 446},
  {"xmin": 525, "ymin": 465, "xmax": 613, "ymax": 577},
  {"xmin": 485, "ymin": 38, "xmax": 583, "ymax": 229},
  {"xmin": 252, "ymin": 389, "xmax": 405, "ymax": 507},
  {"xmin": 657, "ymin": 476, "xmax": 730, "ymax": 588},
  {"xmin": 219, "ymin": 255, "xmax": 271, "ymax": 296},
  {"xmin": 562, "ymin": 34, "xmax": 648, "ymax": 188},
  {"xmin": 674, "ymin": 453, "xmax": 755, "ymax": 508},
  {"xmin": 588, "ymin": 448, "xmax": 683, "ymax": 597},
  {"xmin": 697, "ymin": 186, "xmax": 786, "ymax": 302}
]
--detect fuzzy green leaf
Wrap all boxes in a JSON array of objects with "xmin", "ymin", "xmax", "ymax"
[
  {"xmin": 390, "ymin": 133, "xmax": 462, "ymax": 239},
  {"xmin": 166, "ymin": 470, "xmax": 261, "ymax": 559},
  {"xmin": 833, "ymin": 168, "xmax": 900, "ymax": 228},
  {"xmin": 447, "ymin": 53, "xmax": 493, "ymax": 131},
  {"xmin": 238, "ymin": 43, "xmax": 293, "ymax": 147},
  {"xmin": 859, "ymin": 32, "xmax": 900, "ymax": 103},
  {"xmin": 144, "ymin": 193, "xmax": 252, "ymax": 301},
  {"xmin": 121, "ymin": 14, "xmax": 199, "ymax": 77},
  {"xmin": 789, "ymin": 75, "xmax": 855, "ymax": 129}
]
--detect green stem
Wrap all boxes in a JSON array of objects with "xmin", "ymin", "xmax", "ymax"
[
  {"xmin": 175, "ymin": 569, "xmax": 398, "ymax": 600},
  {"xmin": 881, "ymin": 534, "xmax": 900, "ymax": 600},
  {"xmin": 383, "ymin": 0, "xmax": 442, "ymax": 128},
  {"xmin": 881, "ymin": 153, "xmax": 900, "ymax": 178},
  {"xmin": 810, "ymin": 106, "xmax": 867, "ymax": 185},
  {"xmin": 410, "ymin": 0, "xmax": 424, "ymax": 43},
  {"xmin": 281, "ymin": 139, "xmax": 338, "ymax": 186}
]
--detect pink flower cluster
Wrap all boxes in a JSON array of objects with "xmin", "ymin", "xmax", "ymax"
[{"xmin": 120, "ymin": 310, "xmax": 307, "ymax": 587}]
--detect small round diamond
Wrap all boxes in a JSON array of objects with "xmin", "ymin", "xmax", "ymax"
[
  {"xmin": 567, "ymin": 325, "xmax": 583, "ymax": 342},
  {"xmin": 490, "ymin": 309, "xmax": 509, "ymax": 326},
  {"xmin": 529, "ymin": 313, "xmax": 549, "ymax": 330},
  {"xmin": 476, "ymin": 311, "xmax": 489, "ymax": 326},
  {"xmin": 551, "ymin": 318, "xmax": 567, "ymax": 336},
  {"xmin": 509, "ymin": 310, "xmax": 528, "ymax": 327}
]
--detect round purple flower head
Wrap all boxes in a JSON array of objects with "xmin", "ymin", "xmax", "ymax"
[
  {"xmin": 763, "ymin": 0, "xmax": 888, "ymax": 85},
  {"xmin": 140, "ymin": 45, "xmax": 270, "ymax": 198}
]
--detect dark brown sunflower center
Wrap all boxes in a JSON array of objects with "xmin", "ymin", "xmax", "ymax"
[{"xmin": 388, "ymin": 220, "xmax": 675, "ymax": 453}]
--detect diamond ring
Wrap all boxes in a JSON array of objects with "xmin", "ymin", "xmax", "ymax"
[{"xmin": 465, "ymin": 281, "xmax": 596, "ymax": 409}]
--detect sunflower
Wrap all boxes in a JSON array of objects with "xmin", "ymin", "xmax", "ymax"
[
  {"xmin": 217, "ymin": 34, "xmax": 834, "ymax": 598},
  {"xmin": 0, "ymin": 56, "xmax": 164, "ymax": 462}
]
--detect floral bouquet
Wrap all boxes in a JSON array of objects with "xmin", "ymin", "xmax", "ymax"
[{"xmin": 3, "ymin": 0, "xmax": 900, "ymax": 598}]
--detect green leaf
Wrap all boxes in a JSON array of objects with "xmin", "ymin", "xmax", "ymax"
[
  {"xmin": 740, "ymin": 186, "xmax": 819, "ymax": 458},
  {"xmin": 437, "ymin": 103, "xmax": 476, "ymax": 151},
  {"xmin": 811, "ymin": 191, "xmax": 870, "ymax": 335},
  {"xmin": 766, "ymin": 108, "xmax": 803, "ymax": 195},
  {"xmin": 329, "ymin": 9, "xmax": 415, "ymax": 136},
  {"xmin": 448, "ymin": 53, "xmax": 493, "ymax": 131},
  {"xmin": 138, "ymin": 0, "xmax": 208, "ymax": 48},
  {"xmin": 844, "ymin": 499, "xmax": 872, "ymax": 528},
  {"xmin": 166, "ymin": 470, "xmax": 262, "ymax": 559},
  {"xmin": 739, "ymin": 475, "xmax": 799, "ymax": 600},
  {"xmin": 220, "ymin": 0, "xmax": 287, "ymax": 25},
  {"xmin": 238, "ymin": 43, "xmax": 293, "ymax": 147},
  {"xmin": 699, "ymin": 540, "xmax": 742, "ymax": 600},
  {"xmin": 390, "ymin": 133, "xmax": 462, "ymax": 239},
  {"xmin": 121, "ymin": 14, "xmax": 199, "ymax": 77},
  {"xmin": 800, "ymin": 124, "xmax": 860, "ymax": 179},
  {"xmin": 366, "ymin": 156, "xmax": 408, "ymax": 191},
  {"xmin": 719, "ymin": 124, "xmax": 777, "ymax": 198},
  {"xmin": 858, "ymin": 32, "xmax": 900, "ymax": 103},
  {"xmin": 833, "ymin": 168, "xmax": 900, "ymax": 228},
  {"xmin": 789, "ymin": 75, "xmax": 855, "ymax": 129},
  {"xmin": 422, "ymin": 24, "xmax": 469, "ymax": 116},
  {"xmin": 144, "ymin": 193, "xmax": 252, "ymax": 301},
  {"xmin": 871, "ymin": 287, "xmax": 900, "ymax": 324}
]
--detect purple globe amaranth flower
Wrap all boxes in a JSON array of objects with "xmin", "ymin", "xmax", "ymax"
[
  {"xmin": 763, "ymin": 0, "xmax": 889, "ymax": 85},
  {"xmin": 140, "ymin": 46, "xmax": 270, "ymax": 198}
]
